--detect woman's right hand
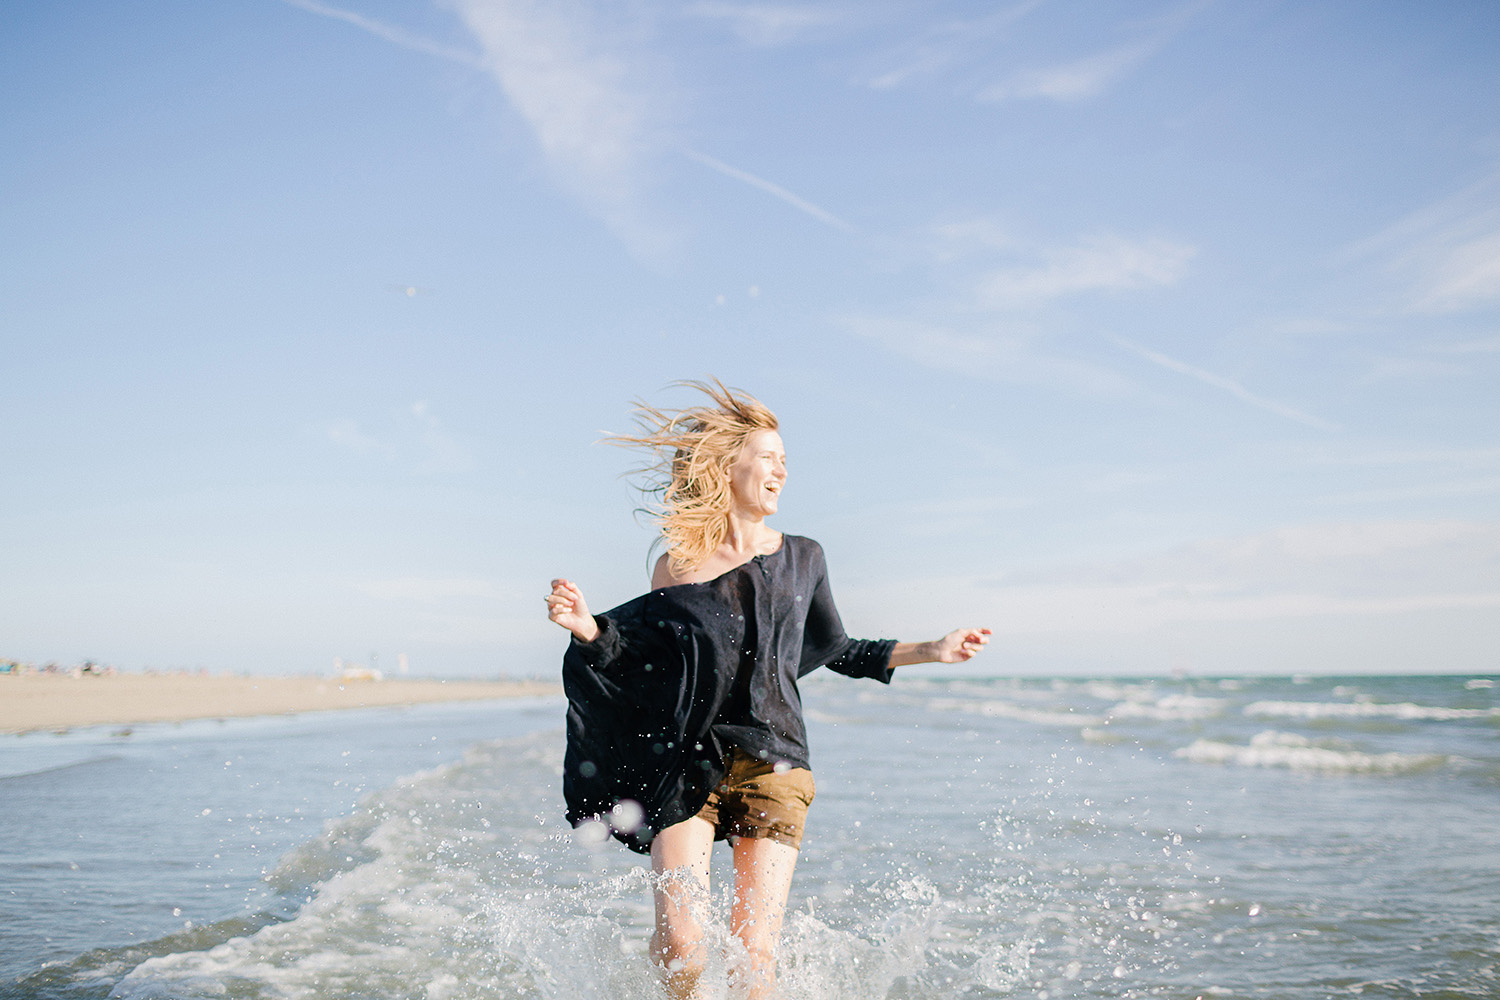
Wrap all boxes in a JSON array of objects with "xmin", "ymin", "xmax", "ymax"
[{"xmin": 546, "ymin": 578, "xmax": 600, "ymax": 643}]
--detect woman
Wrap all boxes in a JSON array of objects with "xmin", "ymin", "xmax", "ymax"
[{"xmin": 546, "ymin": 380, "xmax": 989, "ymax": 1000}]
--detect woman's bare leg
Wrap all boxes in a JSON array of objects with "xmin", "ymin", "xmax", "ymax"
[
  {"xmin": 728, "ymin": 836, "xmax": 799, "ymax": 1000},
  {"xmin": 650, "ymin": 816, "xmax": 715, "ymax": 1000}
]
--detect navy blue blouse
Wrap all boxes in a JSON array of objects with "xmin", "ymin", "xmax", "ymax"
[{"xmin": 562, "ymin": 535, "xmax": 895, "ymax": 852}]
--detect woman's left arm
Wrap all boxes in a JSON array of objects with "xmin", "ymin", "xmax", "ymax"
[{"xmin": 889, "ymin": 628, "xmax": 992, "ymax": 667}]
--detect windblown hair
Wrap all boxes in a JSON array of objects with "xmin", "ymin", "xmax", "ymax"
[{"xmin": 608, "ymin": 379, "xmax": 779, "ymax": 575}]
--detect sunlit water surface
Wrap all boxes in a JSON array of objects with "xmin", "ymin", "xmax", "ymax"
[{"xmin": 2, "ymin": 674, "xmax": 1497, "ymax": 999}]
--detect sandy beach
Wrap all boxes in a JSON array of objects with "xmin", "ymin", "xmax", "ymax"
[{"xmin": 0, "ymin": 672, "xmax": 559, "ymax": 734}]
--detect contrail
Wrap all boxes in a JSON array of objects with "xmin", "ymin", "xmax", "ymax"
[
  {"xmin": 276, "ymin": 0, "xmax": 482, "ymax": 66},
  {"xmin": 684, "ymin": 149, "xmax": 855, "ymax": 233},
  {"xmin": 1112, "ymin": 335, "xmax": 1341, "ymax": 432}
]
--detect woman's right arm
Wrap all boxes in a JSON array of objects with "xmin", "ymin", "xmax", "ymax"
[{"xmin": 546, "ymin": 578, "xmax": 600, "ymax": 643}]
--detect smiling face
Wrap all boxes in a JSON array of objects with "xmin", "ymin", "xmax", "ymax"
[{"xmin": 727, "ymin": 428, "xmax": 786, "ymax": 518}]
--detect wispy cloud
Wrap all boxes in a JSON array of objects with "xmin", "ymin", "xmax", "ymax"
[
  {"xmin": 846, "ymin": 520, "xmax": 1500, "ymax": 638},
  {"xmin": 977, "ymin": 234, "xmax": 1195, "ymax": 308},
  {"xmin": 685, "ymin": 2, "xmax": 845, "ymax": 46},
  {"xmin": 279, "ymin": 0, "xmax": 674, "ymax": 256},
  {"xmin": 276, "ymin": 0, "xmax": 481, "ymax": 65},
  {"xmin": 1361, "ymin": 356, "xmax": 1468, "ymax": 382},
  {"xmin": 1417, "ymin": 233, "xmax": 1500, "ymax": 312},
  {"xmin": 450, "ymin": 0, "xmax": 675, "ymax": 258},
  {"xmin": 1111, "ymin": 335, "xmax": 1341, "ymax": 432},
  {"xmin": 1309, "ymin": 445, "xmax": 1500, "ymax": 468},
  {"xmin": 358, "ymin": 577, "xmax": 506, "ymax": 602},
  {"xmin": 976, "ymin": 1, "xmax": 1203, "ymax": 104},
  {"xmin": 286, "ymin": 1, "xmax": 853, "ymax": 254},
  {"xmin": 319, "ymin": 403, "xmax": 471, "ymax": 472},
  {"xmin": 1440, "ymin": 334, "xmax": 1500, "ymax": 354},
  {"xmin": 859, "ymin": 2, "xmax": 1041, "ymax": 91},
  {"xmin": 325, "ymin": 417, "xmax": 383, "ymax": 455},
  {"xmin": 1348, "ymin": 170, "xmax": 1500, "ymax": 314},
  {"xmin": 409, "ymin": 401, "xmax": 472, "ymax": 473},
  {"xmin": 844, "ymin": 315, "xmax": 1138, "ymax": 398},
  {"xmin": 1319, "ymin": 477, "xmax": 1500, "ymax": 505},
  {"xmin": 684, "ymin": 149, "xmax": 854, "ymax": 232},
  {"xmin": 979, "ymin": 38, "xmax": 1160, "ymax": 103}
]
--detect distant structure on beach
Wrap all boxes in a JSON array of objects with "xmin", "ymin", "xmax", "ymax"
[{"xmin": 333, "ymin": 657, "xmax": 383, "ymax": 682}]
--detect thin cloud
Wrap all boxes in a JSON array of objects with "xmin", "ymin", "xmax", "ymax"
[
  {"xmin": 449, "ymin": 0, "xmax": 677, "ymax": 258},
  {"xmin": 320, "ymin": 405, "xmax": 471, "ymax": 471},
  {"xmin": 1319, "ymin": 477, "xmax": 1500, "ymax": 505},
  {"xmin": 409, "ymin": 401, "xmax": 473, "ymax": 473},
  {"xmin": 980, "ymin": 38, "xmax": 1158, "ymax": 103},
  {"xmin": 976, "ymin": 0, "xmax": 1204, "ymax": 104},
  {"xmin": 684, "ymin": 149, "xmax": 854, "ymax": 232},
  {"xmin": 359, "ymin": 577, "xmax": 506, "ymax": 603},
  {"xmin": 978, "ymin": 234, "xmax": 1195, "ymax": 308},
  {"xmin": 1111, "ymin": 335, "xmax": 1341, "ymax": 432},
  {"xmin": 1347, "ymin": 170, "xmax": 1500, "ymax": 314},
  {"xmin": 325, "ymin": 418, "xmax": 382, "ymax": 455},
  {"xmin": 280, "ymin": 0, "xmax": 672, "ymax": 256},
  {"xmin": 847, "ymin": 520, "xmax": 1500, "ymax": 638},
  {"xmin": 840, "ymin": 521, "xmax": 1500, "ymax": 653},
  {"xmin": 1440, "ymin": 334, "xmax": 1500, "ymax": 354},
  {"xmin": 860, "ymin": 2, "xmax": 1042, "ymax": 91},
  {"xmin": 1309, "ymin": 445, "xmax": 1500, "ymax": 468},
  {"xmin": 1361, "ymin": 356, "xmax": 1467, "ymax": 382},
  {"xmin": 276, "ymin": 0, "xmax": 482, "ymax": 65},
  {"xmin": 685, "ymin": 2, "xmax": 845, "ymax": 46},
  {"xmin": 844, "ymin": 314, "xmax": 1139, "ymax": 398},
  {"xmin": 1417, "ymin": 232, "xmax": 1500, "ymax": 312}
]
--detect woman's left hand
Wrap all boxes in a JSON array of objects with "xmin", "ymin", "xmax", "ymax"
[
  {"xmin": 891, "ymin": 628, "xmax": 993, "ymax": 666},
  {"xmin": 932, "ymin": 627, "xmax": 992, "ymax": 663}
]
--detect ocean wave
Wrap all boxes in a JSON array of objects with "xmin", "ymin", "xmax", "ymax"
[
  {"xmin": 1243, "ymin": 700, "xmax": 1500, "ymax": 722},
  {"xmin": 1173, "ymin": 731, "xmax": 1448, "ymax": 774},
  {"xmin": 925, "ymin": 697, "xmax": 1104, "ymax": 728},
  {"xmin": 1106, "ymin": 694, "xmax": 1226, "ymax": 722}
]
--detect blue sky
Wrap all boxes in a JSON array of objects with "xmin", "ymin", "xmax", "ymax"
[{"xmin": 3, "ymin": 0, "xmax": 1498, "ymax": 678}]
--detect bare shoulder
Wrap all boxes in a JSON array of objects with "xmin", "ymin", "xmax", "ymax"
[{"xmin": 650, "ymin": 552, "xmax": 681, "ymax": 590}]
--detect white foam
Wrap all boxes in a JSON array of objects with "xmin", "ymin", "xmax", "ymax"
[
  {"xmin": 1243, "ymin": 700, "xmax": 1500, "ymax": 721},
  {"xmin": 1174, "ymin": 731, "xmax": 1447, "ymax": 774},
  {"xmin": 1106, "ymin": 694, "xmax": 1226, "ymax": 721},
  {"xmin": 926, "ymin": 697, "xmax": 1104, "ymax": 728}
]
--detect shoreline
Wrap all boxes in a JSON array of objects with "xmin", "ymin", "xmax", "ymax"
[{"xmin": 0, "ymin": 673, "xmax": 560, "ymax": 735}]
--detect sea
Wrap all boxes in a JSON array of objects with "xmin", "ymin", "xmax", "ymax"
[{"xmin": 2, "ymin": 673, "xmax": 1497, "ymax": 1000}]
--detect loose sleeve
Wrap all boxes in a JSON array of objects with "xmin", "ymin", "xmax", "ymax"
[
  {"xmin": 797, "ymin": 565, "xmax": 895, "ymax": 683},
  {"xmin": 569, "ymin": 614, "xmax": 624, "ymax": 670}
]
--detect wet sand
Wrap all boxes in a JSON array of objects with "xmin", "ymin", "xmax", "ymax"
[{"xmin": 0, "ymin": 673, "xmax": 559, "ymax": 734}]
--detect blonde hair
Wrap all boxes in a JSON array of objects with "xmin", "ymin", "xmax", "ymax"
[{"xmin": 609, "ymin": 379, "xmax": 779, "ymax": 575}]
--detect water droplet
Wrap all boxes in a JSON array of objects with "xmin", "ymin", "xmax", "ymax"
[
  {"xmin": 610, "ymin": 799, "xmax": 645, "ymax": 835},
  {"xmin": 574, "ymin": 818, "xmax": 610, "ymax": 850},
  {"xmin": 578, "ymin": 760, "xmax": 597, "ymax": 778}
]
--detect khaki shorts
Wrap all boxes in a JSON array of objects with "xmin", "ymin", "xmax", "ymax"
[{"xmin": 694, "ymin": 748, "xmax": 816, "ymax": 850}]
